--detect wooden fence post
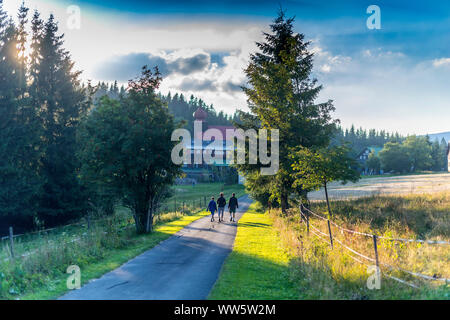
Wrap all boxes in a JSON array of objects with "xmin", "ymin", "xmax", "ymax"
[
  {"xmin": 327, "ymin": 220, "xmax": 333, "ymax": 249},
  {"xmin": 373, "ymin": 235, "xmax": 380, "ymax": 280},
  {"xmin": 306, "ymin": 212, "xmax": 310, "ymax": 235},
  {"xmin": 182, "ymin": 201, "xmax": 185, "ymax": 214},
  {"xmin": 9, "ymin": 226, "xmax": 14, "ymax": 259}
]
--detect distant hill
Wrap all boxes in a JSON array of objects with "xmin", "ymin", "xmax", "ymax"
[{"xmin": 427, "ymin": 131, "xmax": 450, "ymax": 143}]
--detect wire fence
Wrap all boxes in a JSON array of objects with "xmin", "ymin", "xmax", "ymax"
[
  {"xmin": 302, "ymin": 206, "xmax": 450, "ymax": 245},
  {"xmin": 299, "ymin": 205, "xmax": 449, "ymax": 288},
  {"xmin": 1, "ymin": 197, "xmax": 209, "ymax": 263}
]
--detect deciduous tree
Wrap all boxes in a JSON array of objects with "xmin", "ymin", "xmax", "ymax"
[
  {"xmin": 291, "ymin": 145, "xmax": 359, "ymax": 217},
  {"xmin": 78, "ymin": 67, "xmax": 183, "ymax": 233}
]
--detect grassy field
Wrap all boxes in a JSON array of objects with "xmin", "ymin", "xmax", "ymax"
[
  {"xmin": 0, "ymin": 183, "xmax": 245, "ymax": 300},
  {"xmin": 211, "ymin": 192, "xmax": 449, "ymax": 300},
  {"xmin": 273, "ymin": 192, "xmax": 449, "ymax": 299},
  {"xmin": 360, "ymin": 171, "xmax": 444, "ymax": 179},
  {"xmin": 166, "ymin": 183, "xmax": 246, "ymax": 210},
  {"xmin": 1, "ymin": 210, "xmax": 209, "ymax": 299},
  {"xmin": 308, "ymin": 172, "xmax": 450, "ymax": 200},
  {"xmin": 209, "ymin": 202, "xmax": 299, "ymax": 300},
  {"xmin": 0, "ymin": 183, "xmax": 245, "ymax": 263}
]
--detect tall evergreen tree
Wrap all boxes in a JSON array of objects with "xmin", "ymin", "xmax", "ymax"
[
  {"xmin": 237, "ymin": 10, "xmax": 337, "ymax": 212},
  {"xmin": 0, "ymin": 2, "xmax": 40, "ymax": 231},
  {"xmin": 30, "ymin": 13, "xmax": 89, "ymax": 225}
]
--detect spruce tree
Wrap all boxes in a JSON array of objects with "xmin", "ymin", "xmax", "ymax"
[
  {"xmin": 0, "ymin": 2, "xmax": 40, "ymax": 230},
  {"xmin": 238, "ymin": 10, "xmax": 337, "ymax": 212},
  {"xmin": 30, "ymin": 13, "xmax": 89, "ymax": 225}
]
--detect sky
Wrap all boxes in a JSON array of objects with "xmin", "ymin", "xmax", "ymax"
[{"xmin": 3, "ymin": 0, "xmax": 450, "ymax": 135}]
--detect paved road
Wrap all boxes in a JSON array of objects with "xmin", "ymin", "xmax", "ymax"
[{"xmin": 60, "ymin": 195, "xmax": 252, "ymax": 300}]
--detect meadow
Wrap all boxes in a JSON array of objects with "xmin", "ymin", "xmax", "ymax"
[
  {"xmin": 308, "ymin": 172, "xmax": 450, "ymax": 200},
  {"xmin": 211, "ymin": 191, "xmax": 449, "ymax": 299},
  {"xmin": 0, "ymin": 183, "xmax": 245, "ymax": 300},
  {"xmin": 275, "ymin": 192, "xmax": 449, "ymax": 299}
]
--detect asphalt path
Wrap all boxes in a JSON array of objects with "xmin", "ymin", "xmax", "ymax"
[{"xmin": 60, "ymin": 195, "xmax": 252, "ymax": 300}]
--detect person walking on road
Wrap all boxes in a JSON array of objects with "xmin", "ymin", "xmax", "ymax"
[
  {"xmin": 207, "ymin": 197, "xmax": 217, "ymax": 222},
  {"xmin": 217, "ymin": 192, "xmax": 226, "ymax": 222},
  {"xmin": 228, "ymin": 193, "xmax": 238, "ymax": 222}
]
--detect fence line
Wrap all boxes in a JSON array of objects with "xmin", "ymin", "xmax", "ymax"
[
  {"xmin": 304, "ymin": 216, "xmax": 430, "ymax": 289},
  {"xmin": 2, "ymin": 202, "xmax": 206, "ymax": 262},
  {"xmin": 380, "ymin": 261, "xmax": 449, "ymax": 282},
  {"xmin": 1, "ymin": 197, "xmax": 207, "ymax": 242},
  {"xmin": 306, "ymin": 221, "xmax": 420, "ymax": 289},
  {"xmin": 299, "ymin": 206, "xmax": 449, "ymax": 288},
  {"xmin": 301, "ymin": 205, "xmax": 450, "ymax": 245},
  {"xmin": 384, "ymin": 274, "xmax": 419, "ymax": 289}
]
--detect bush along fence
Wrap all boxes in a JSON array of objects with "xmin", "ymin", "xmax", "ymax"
[
  {"xmin": 299, "ymin": 204, "xmax": 449, "ymax": 289},
  {"xmin": 0, "ymin": 197, "xmax": 211, "ymax": 263}
]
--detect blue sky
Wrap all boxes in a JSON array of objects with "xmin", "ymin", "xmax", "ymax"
[{"xmin": 3, "ymin": 0, "xmax": 450, "ymax": 135}]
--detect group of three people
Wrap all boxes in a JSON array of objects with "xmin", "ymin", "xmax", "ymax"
[{"xmin": 207, "ymin": 192, "xmax": 239, "ymax": 222}]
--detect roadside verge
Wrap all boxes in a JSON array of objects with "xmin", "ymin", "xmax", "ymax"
[{"xmin": 209, "ymin": 203, "xmax": 298, "ymax": 300}]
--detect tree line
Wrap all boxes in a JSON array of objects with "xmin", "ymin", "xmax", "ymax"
[
  {"xmin": 0, "ymin": 5, "xmax": 360, "ymax": 232},
  {"xmin": 333, "ymin": 125, "xmax": 403, "ymax": 157},
  {"xmin": 2, "ymin": 3, "xmax": 442, "ymax": 235},
  {"xmin": 0, "ymin": 3, "xmax": 182, "ymax": 234},
  {"xmin": 96, "ymin": 83, "xmax": 239, "ymax": 133},
  {"xmin": 333, "ymin": 125, "xmax": 448, "ymax": 174},
  {"xmin": 0, "ymin": 3, "xmax": 92, "ymax": 233},
  {"xmin": 370, "ymin": 135, "xmax": 448, "ymax": 174}
]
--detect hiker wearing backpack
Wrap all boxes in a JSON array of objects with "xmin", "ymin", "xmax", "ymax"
[
  {"xmin": 207, "ymin": 197, "xmax": 217, "ymax": 222},
  {"xmin": 228, "ymin": 193, "xmax": 238, "ymax": 222},
  {"xmin": 217, "ymin": 192, "xmax": 226, "ymax": 222}
]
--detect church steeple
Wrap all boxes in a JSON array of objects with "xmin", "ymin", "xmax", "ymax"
[{"xmin": 193, "ymin": 107, "xmax": 207, "ymax": 122}]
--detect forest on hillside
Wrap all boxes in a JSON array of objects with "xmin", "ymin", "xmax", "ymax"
[
  {"xmin": 94, "ymin": 82, "xmax": 238, "ymax": 132},
  {"xmin": 92, "ymin": 83, "xmax": 450, "ymax": 174}
]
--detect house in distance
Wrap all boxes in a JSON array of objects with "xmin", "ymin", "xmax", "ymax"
[{"xmin": 180, "ymin": 107, "xmax": 243, "ymax": 184}]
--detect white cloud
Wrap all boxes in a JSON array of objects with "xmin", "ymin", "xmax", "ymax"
[
  {"xmin": 316, "ymin": 48, "xmax": 450, "ymax": 135},
  {"xmin": 3, "ymin": 0, "xmax": 449, "ymax": 134},
  {"xmin": 320, "ymin": 64, "xmax": 331, "ymax": 73},
  {"xmin": 433, "ymin": 58, "xmax": 450, "ymax": 67}
]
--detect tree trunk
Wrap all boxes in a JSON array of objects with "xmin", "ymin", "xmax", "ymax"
[
  {"xmin": 324, "ymin": 181, "xmax": 332, "ymax": 218},
  {"xmin": 280, "ymin": 192, "xmax": 289, "ymax": 214},
  {"xmin": 134, "ymin": 212, "xmax": 146, "ymax": 234},
  {"xmin": 145, "ymin": 197, "xmax": 153, "ymax": 233}
]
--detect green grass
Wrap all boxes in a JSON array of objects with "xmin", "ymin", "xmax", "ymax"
[
  {"xmin": 1, "ymin": 209, "xmax": 211, "ymax": 300},
  {"xmin": 210, "ymin": 192, "xmax": 449, "ymax": 300},
  {"xmin": 0, "ymin": 182, "xmax": 246, "ymax": 300},
  {"xmin": 0, "ymin": 183, "xmax": 244, "ymax": 265},
  {"xmin": 209, "ymin": 202, "xmax": 299, "ymax": 300},
  {"xmin": 360, "ymin": 171, "xmax": 445, "ymax": 179},
  {"xmin": 166, "ymin": 183, "xmax": 246, "ymax": 209},
  {"xmin": 270, "ymin": 192, "xmax": 450, "ymax": 299}
]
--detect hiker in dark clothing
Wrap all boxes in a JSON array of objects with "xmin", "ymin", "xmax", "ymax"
[
  {"xmin": 228, "ymin": 193, "xmax": 238, "ymax": 222},
  {"xmin": 217, "ymin": 192, "xmax": 226, "ymax": 222},
  {"xmin": 207, "ymin": 197, "xmax": 217, "ymax": 222}
]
